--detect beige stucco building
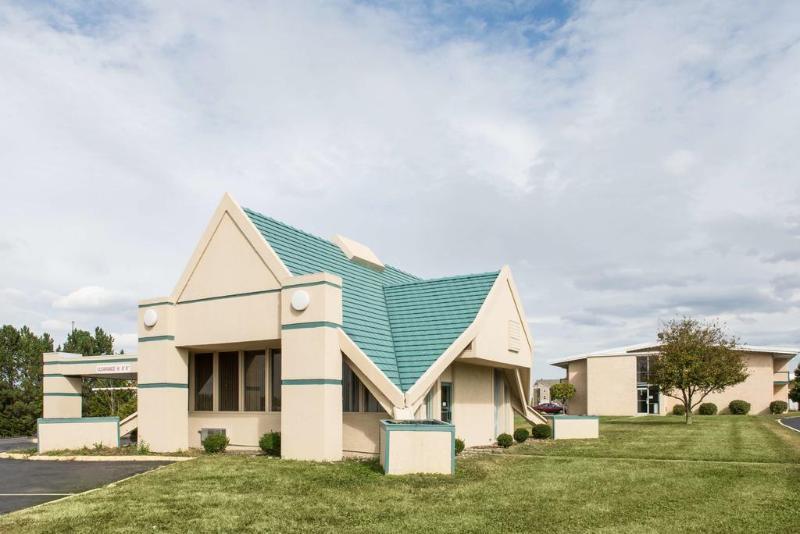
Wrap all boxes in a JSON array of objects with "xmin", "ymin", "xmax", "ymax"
[
  {"xmin": 550, "ymin": 343, "xmax": 797, "ymax": 416},
  {"xmin": 39, "ymin": 194, "xmax": 542, "ymax": 471}
]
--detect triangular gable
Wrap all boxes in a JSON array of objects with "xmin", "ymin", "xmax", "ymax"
[{"xmin": 171, "ymin": 194, "xmax": 291, "ymax": 302}]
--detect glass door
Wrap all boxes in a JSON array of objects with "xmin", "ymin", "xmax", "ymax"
[
  {"xmin": 441, "ymin": 382, "xmax": 452, "ymax": 422},
  {"xmin": 637, "ymin": 386, "xmax": 648, "ymax": 414}
]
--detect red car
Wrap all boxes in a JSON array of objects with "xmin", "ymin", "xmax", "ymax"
[{"xmin": 533, "ymin": 402, "xmax": 564, "ymax": 414}]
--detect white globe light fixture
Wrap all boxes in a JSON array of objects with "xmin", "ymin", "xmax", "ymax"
[
  {"xmin": 291, "ymin": 290, "xmax": 311, "ymax": 312},
  {"xmin": 143, "ymin": 309, "xmax": 159, "ymax": 328}
]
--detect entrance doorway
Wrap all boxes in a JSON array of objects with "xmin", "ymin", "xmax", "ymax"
[
  {"xmin": 637, "ymin": 385, "xmax": 660, "ymax": 414},
  {"xmin": 440, "ymin": 382, "xmax": 452, "ymax": 422}
]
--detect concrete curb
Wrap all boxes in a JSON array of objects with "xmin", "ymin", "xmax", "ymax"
[{"xmin": 0, "ymin": 452, "xmax": 195, "ymax": 462}]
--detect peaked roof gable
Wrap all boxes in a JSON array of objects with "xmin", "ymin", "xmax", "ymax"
[{"xmin": 243, "ymin": 207, "xmax": 498, "ymax": 392}]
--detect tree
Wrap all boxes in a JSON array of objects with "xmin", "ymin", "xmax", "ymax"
[
  {"xmin": 789, "ymin": 366, "xmax": 800, "ymax": 405},
  {"xmin": 62, "ymin": 327, "xmax": 136, "ymax": 419},
  {"xmin": 649, "ymin": 317, "xmax": 747, "ymax": 424},
  {"xmin": 0, "ymin": 325, "xmax": 53, "ymax": 437},
  {"xmin": 550, "ymin": 383, "xmax": 576, "ymax": 413}
]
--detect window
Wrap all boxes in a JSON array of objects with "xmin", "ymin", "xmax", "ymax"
[
  {"xmin": 636, "ymin": 356, "xmax": 651, "ymax": 384},
  {"xmin": 342, "ymin": 361, "xmax": 360, "ymax": 412},
  {"xmin": 363, "ymin": 385, "xmax": 382, "ymax": 413},
  {"xmin": 244, "ymin": 351, "xmax": 265, "ymax": 411},
  {"xmin": 194, "ymin": 353, "xmax": 213, "ymax": 411},
  {"xmin": 270, "ymin": 351, "xmax": 282, "ymax": 412},
  {"xmin": 219, "ymin": 352, "xmax": 239, "ymax": 411}
]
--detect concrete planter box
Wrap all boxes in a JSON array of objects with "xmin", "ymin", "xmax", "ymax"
[
  {"xmin": 548, "ymin": 415, "xmax": 599, "ymax": 440},
  {"xmin": 379, "ymin": 419, "xmax": 455, "ymax": 475},
  {"xmin": 37, "ymin": 417, "xmax": 120, "ymax": 453}
]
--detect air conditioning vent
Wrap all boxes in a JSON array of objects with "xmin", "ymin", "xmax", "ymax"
[
  {"xmin": 508, "ymin": 321, "xmax": 521, "ymax": 353},
  {"xmin": 199, "ymin": 428, "xmax": 226, "ymax": 442}
]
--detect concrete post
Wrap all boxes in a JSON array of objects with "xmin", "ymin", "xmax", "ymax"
[
  {"xmin": 136, "ymin": 300, "xmax": 189, "ymax": 452},
  {"xmin": 42, "ymin": 353, "xmax": 82, "ymax": 418},
  {"xmin": 280, "ymin": 273, "xmax": 343, "ymax": 461}
]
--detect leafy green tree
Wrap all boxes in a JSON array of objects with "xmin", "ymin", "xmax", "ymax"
[
  {"xmin": 550, "ymin": 382, "xmax": 576, "ymax": 413},
  {"xmin": 0, "ymin": 325, "xmax": 54, "ymax": 436},
  {"xmin": 789, "ymin": 366, "xmax": 800, "ymax": 405},
  {"xmin": 650, "ymin": 318, "xmax": 747, "ymax": 425},
  {"xmin": 62, "ymin": 327, "xmax": 136, "ymax": 419}
]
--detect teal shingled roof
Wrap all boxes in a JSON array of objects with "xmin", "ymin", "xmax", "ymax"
[{"xmin": 244, "ymin": 207, "xmax": 499, "ymax": 392}]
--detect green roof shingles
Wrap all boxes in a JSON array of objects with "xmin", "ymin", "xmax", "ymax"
[
  {"xmin": 243, "ymin": 207, "xmax": 497, "ymax": 392},
  {"xmin": 384, "ymin": 272, "xmax": 499, "ymax": 390}
]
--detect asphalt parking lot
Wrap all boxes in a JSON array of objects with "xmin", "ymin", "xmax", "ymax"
[
  {"xmin": 0, "ymin": 438, "xmax": 171, "ymax": 514},
  {"xmin": 781, "ymin": 416, "xmax": 800, "ymax": 432}
]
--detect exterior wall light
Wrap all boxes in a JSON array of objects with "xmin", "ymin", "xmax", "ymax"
[
  {"xmin": 291, "ymin": 290, "xmax": 310, "ymax": 312},
  {"xmin": 143, "ymin": 308, "xmax": 159, "ymax": 327}
]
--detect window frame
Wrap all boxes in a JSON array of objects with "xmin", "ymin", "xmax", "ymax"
[{"xmin": 189, "ymin": 348, "xmax": 280, "ymax": 414}]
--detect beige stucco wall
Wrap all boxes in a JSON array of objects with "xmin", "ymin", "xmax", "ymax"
[
  {"xmin": 343, "ymin": 412, "xmax": 386, "ymax": 455},
  {"xmin": 380, "ymin": 426, "xmax": 453, "ymax": 475},
  {"xmin": 38, "ymin": 419, "xmax": 118, "ymax": 453},
  {"xmin": 587, "ymin": 356, "xmax": 637, "ymax": 416},
  {"xmin": 177, "ymin": 212, "xmax": 281, "ymax": 301},
  {"xmin": 450, "ymin": 362, "xmax": 513, "ymax": 446},
  {"xmin": 566, "ymin": 359, "xmax": 588, "ymax": 415},
  {"xmin": 188, "ymin": 412, "xmax": 281, "ymax": 449},
  {"xmin": 551, "ymin": 417, "xmax": 599, "ymax": 440},
  {"xmin": 469, "ymin": 277, "xmax": 532, "ymax": 371}
]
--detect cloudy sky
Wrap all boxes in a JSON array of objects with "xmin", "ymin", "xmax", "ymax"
[{"xmin": 1, "ymin": 1, "xmax": 799, "ymax": 378}]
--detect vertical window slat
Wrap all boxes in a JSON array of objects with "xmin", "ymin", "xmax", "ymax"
[
  {"xmin": 244, "ymin": 351, "xmax": 266, "ymax": 411},
  {"xmin": 219, "ymin": 351, "xmax": 239, "ymax": 411}
]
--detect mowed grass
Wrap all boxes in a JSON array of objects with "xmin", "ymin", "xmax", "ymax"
[
  {"xmin": 2, "ymin": 416, "xmax": 799, "ymax": 533},
  {"xmin": 513, "ymin": 414, "xmax": 800, "ymax": 463}
]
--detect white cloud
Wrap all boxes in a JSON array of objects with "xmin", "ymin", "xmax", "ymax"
[
  {"xmin": 52, "ymin": 286, "xmax": 135, "ymax": 313},
  {"xmin": 0, "ymin": 1, "xmax": 799, "ymax": 379}
]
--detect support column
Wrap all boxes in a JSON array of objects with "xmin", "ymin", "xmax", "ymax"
[
  {"xmin": 42, "ymin": 354, "xmax": 82, "ymax": 418},
  {"xmin": 136, "ymin": 300, "xmax": 189, "ymax": 452},
  {"xmin": 280, "ymin": 273, "xmax": 343, "ymax": 461}
]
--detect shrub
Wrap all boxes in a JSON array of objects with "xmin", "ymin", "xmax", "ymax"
[
  {"xmin": 513, "ymin": 428, "xmax": 530, "ymax": 443},
  {"xmin": 136, "ymin": 441, "xmax": 150, "ymax": 455},
  {"xmin": 202, "ymin": 433, "xmax": 230, "ymax": 454},
  {"xmin": 455, "ymin": 438, "xmax": 465, "ymax": 455},
  {"xmin": 672, "ymin": 404, "xmax": 686, "ymax": 416},
  {"xmin": 496, "ymin": 433, "xmax": 513, "ymax": 448},
  {"xmin": 728, "ymin": 400, "xmax": 751, "ymax": 415},
  {"xmin": 531, "ymin": 424, "xmax": 552, "ymax": 439},
  {"xmin": 259, "ymin": 432, "xmax": 281, "ymax": 456},
  {"xmin": 698, "ymin": 403, "xmax": 717, "ymax": 415},
  {"xmin": 770, "ymin": 400, "xmax": 788, "ymax": 415}
]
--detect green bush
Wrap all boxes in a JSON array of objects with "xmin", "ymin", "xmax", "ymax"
[
  {"xmin": 728, "ymin": 400, "xmax": 751, "ymax": 415},
  {"xmin": 513, "ymin": 428, "xmax": 530, "ymax": 443},
  {"xmin": 259, "ymin": 432, "xmax": 281, "ymax": 456},
  {"xmin": 769, "ymin": 400, "xmax": 788, "ymax": 415},
  {"xmin": 496, "ymin": 433, "xmax": 513, "ymax": 448},
  {"xmin": 532, "ymin": 424, "xmax": 552, "ymax": 439},
  {"xmin": 455, "ymin": 438, "xmax": 465, "ymax": 455},
  {"xmin": 672, "ymin": 404, "xmax": 686, "ymax": 416},
  {"xmin": 698, "ymin": 403, "xmax": 717, "ymax": 415},
  {"xmin": 202, "ymin": 433, "xmax": 229, "ymax": 454}
]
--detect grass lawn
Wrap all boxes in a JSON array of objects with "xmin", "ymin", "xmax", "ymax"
[{"xmin": 2, "ymin": 415, "xmax": 798, "ymax": 533}]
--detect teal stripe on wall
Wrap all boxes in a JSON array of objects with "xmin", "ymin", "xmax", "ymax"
[
  {"xmin": 282, "ymin": 379, "xmax": 342, "ymax": 386},
  {"xmin": 283, "ymin": 280, "xmax": 342, "ymax": 290},
  {"xmin": 138, "ymin": 383, "xmax": 188, "ymax": 389},
  {"xmin": 281, "ymin": 321, "xmax": 341, "ymax": 331},
  {"xmin": 43, "ymin": 373, "xmax": 64, "ymax": 377},
  {"xmin": 138, "ymin": 335, "xmax": 175, "ymax": 342},
  {"xmin": 43, "ymin": 392, "xmax": 81, "ymax": 397},
  {"xmin": 138, "ymin": 301, "xmax": 174, "ymax": 308},
  {"xmin": 44, "ymin": 357, "xmax": 138, "ymax": 366},
  {"xmin": 177, "ymin": 289, "xmax": 280, "ymax": 305},
  {"xmin": 38, "ymin": 417, "xmax": 119, "ymax": 424}
]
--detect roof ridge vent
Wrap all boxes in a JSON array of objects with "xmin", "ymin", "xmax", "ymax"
[{"xmin": 332, "ymin": 234, "xmax": 385, "ymax": 272}]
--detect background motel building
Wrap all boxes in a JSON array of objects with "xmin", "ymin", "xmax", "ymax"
[
  {"xmin": 40, "ymin": 194, "xmax": 543, "ymax": 471},
  {"xmin": 549, "ymin": 343, "xmax": 798, "ymax": 416}
]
